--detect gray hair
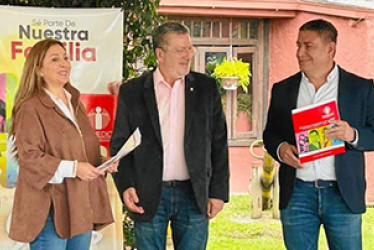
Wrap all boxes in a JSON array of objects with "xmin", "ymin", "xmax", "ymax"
[{"xmin": 152, "ymin": 22, "xmax": 190, "ymax": 51}]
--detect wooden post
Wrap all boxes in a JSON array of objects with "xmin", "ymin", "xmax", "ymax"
[
  {"xmin": 166, "ymin": 222, "xmax": 174, "ymax": 250},
  {"xmin": 261, "ymin": 151, "xmax": 275, "ymax": 210},
  {"xmin": 272, "ymin": 167, "xmax": 280, "ymax": 219},
  {"xmin": 250, "ymin": 161, "xmax": 263, "ymax": 219}
]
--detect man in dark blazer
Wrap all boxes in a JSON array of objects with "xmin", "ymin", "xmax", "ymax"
[
  {"xmin": 110, "ymin": 22, "xmax": 229, "ymax": 250},
  {"xmin": 263, "ymin": 19, "xmax": 374, "ymax": 250}
]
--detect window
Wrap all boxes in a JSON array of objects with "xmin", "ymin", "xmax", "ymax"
[
  {"xmin": 168, "ymin": 17, "xmax": 266, "ymax": 146},
  {"xmin": 175, "ymin": 18, "xmax": 259, "ymax": 41}
]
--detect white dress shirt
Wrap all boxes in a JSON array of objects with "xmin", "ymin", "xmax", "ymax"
[
  {"xmin": 295, "ymin": 65, "xmax": 339, "ymax": 181},
  {"xmin": 44, "ymin": 88, "xmax": 78, "ymax": 184},
  {"xmin": 277, "ymin": 65, "xmax": 358, "ymax": 181}
]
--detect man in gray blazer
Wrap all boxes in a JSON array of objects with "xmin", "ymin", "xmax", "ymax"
[
  {"xmin": 263, "ymin": 19, "xmax": 374, "ymax": 250},
  {"xmin": 110, "ymin": 22, "xmax": 229, "ymax": 250}
]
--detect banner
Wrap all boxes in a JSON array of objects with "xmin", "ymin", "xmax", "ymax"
[{"xmin": 0, "ymin": 6, "xmax": 123, "ymax": 250}]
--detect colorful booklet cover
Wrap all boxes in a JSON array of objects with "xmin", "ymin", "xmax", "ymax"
[{"xmin": 291, "ymin": 99, "xmax": 346, "ymax": 163}]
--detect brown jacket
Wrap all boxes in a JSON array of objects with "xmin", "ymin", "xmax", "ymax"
[{"xmin": 9, "ymin": 85, "xmax": 113, "ymax": 242}]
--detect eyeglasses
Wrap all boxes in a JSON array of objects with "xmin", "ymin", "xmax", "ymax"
[{"xmin": 159, "ymin": 46, "xmax": 196, "ymax": 57}]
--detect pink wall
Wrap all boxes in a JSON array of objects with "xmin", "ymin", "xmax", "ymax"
[
  {"xmin": 270, "ymin": 13, "xmax": 374, "ymax": 84},
  {"xmin": 158, "ymin": 0, "xmax": 374, "ymax": 204},
  {"xmin": 269, "ymin": 13, "xmax": 374, "ymax": 203}
]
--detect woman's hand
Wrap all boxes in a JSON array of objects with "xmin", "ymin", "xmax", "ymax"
[
  {"xmin": 76, "ymin": 162, "xmax": 105, "ymax": 181},
  {"xmin": 105, "ymin": 160, "xmax": 119, "ymax": 174},
  {"xmin": 101, "ymin": 156, "xmax": 119, "ymax": 173}
]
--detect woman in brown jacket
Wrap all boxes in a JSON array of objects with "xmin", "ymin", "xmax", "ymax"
[{"xmin": 9, "ymin": 39, "xmax": 116, "ymax": 250}]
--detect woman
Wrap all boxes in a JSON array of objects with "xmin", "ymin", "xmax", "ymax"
[{"xmin": 9, "ymin": 39, "xmax": 116, "ymax": 249}]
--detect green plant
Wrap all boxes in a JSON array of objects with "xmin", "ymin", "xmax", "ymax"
[
  {"xmin": 237, "ymin": 93, "xmax": 251, "ymax": 118},
  {"xmin": 206, "ymin": 60, "xmax": 220, "ymax": 76},
  {"xmin": 212, "ymin": 58, "xmax": 251, "ymax": 93},
  {"xmin": 206, "ymin": 59, "xmax": 225, "ymax": 95},
  {"xmin": 123, "ymin": 208, "xmax": 136, "ymax": 248},
  {"xmin": 123, "ymin": 0, "xmax": 164, "ymax": 80}
]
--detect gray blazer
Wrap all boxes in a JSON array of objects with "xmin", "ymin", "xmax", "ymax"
[{"xmin": 110, "ymin": 71, "xmax": 229, "ymax": 222}]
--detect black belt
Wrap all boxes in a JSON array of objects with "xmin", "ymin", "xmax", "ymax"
[
  {"xmin": 296, "ymin": 178, "xmax": 337, "ymax": 189},
  {"xmin": 162, "ymin": 180, "xmax": 191, "ymax": 188}
]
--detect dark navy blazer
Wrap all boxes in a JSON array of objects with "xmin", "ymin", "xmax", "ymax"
[
  {"xmin": 110, "ymin": 71, "xmax": 229, "ymax": 222},
  {"xmin": 263, "ymin": 67, "xmax": 374, "ymax": 213}
]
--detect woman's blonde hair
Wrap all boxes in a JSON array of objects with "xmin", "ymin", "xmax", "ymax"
[{"xmin": 10, "ymin": 39, "xmax": 67, "ymax": 135}]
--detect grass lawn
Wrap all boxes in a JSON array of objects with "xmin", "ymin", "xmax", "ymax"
[{"xmin": 208, "ymin": 194, "xmax": 374, "ymax": 250}]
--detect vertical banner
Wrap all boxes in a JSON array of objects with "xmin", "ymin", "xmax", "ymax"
[
  {"xmin": 0, "ymin": 6, "xmax": 123, "ymax": 250},
  {"xmin": 80, "ymin": 94, "xmax": 118, "ymax": 155}
]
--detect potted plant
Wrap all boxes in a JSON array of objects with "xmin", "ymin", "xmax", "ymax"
[
  {"xmin": 212, "ymin": 58, "xmax": 251, "ymax": 92},
  {"xmin": 236, "ymin": 93, "xmax": 252, "ymax": 132},
  {"xmin": 123, "ymin": 208, "xmax": 136, "ymax": 249}
]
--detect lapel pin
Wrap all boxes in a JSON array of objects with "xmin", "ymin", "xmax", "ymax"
[{"xmin": 190, "ymin": 87, "xmax": 194, "ymax": 92}]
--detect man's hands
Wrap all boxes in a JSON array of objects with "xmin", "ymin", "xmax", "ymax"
[
  {"xmin": 279, "ymin": 143, "xmax": 303, "ymax": 169},
  {"xmin": 325, "ymin": 120, "xmax": 356, "ymax": 142},
  {"xmin": 76, "ymin": 162, "xmax": 105, "ymax": 181},
  {"xmin": 123, "ymin": 187, "xmax": 145, "ymax": 214},
  {"xmin": 279, "ymin": 120, "xmax": 356, "ymax": 169},
  {"xmin": 207, "ymin": 198, "xmax": 224, "ymax": 219},
  {"xmin": 122, "ymin": 189, "xmax": 225, "ymax": 218}
]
